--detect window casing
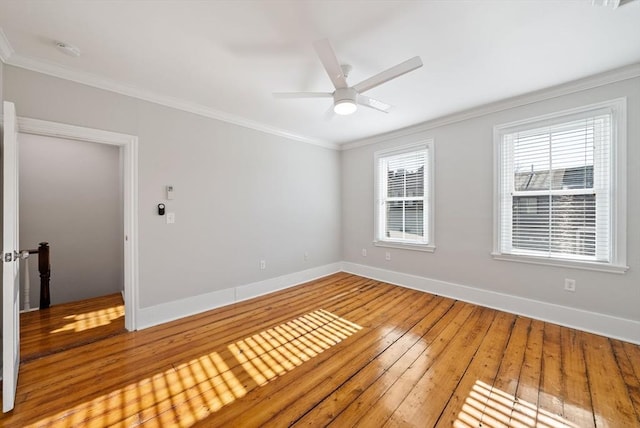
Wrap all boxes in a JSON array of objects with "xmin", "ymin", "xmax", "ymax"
[
  {"xmin": 493, "ymin": 99, "xmax": 627, "ymax": 273},
  {"xmin": 374, "ymin": 142, "xmax": 434, "ymax": 251}
]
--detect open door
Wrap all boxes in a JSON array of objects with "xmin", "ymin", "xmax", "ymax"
[{"xmin": 2, "ymin": 101, "xmax": 20, "ymax": 412}]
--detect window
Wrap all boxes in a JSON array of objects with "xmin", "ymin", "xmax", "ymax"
[
  {"xmin": 493, "ymin": 99, "xmax": 627, "ymax": 273},
  {"xmin": 374, "ymin": 142, "xmax": 434, "ymax": 251}
]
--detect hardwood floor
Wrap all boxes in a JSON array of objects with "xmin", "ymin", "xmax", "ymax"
[
  {"xmin": 19, "ymin": 293, "xmax": 126, "ymax": 362},
  {"xmin": 0, "ymin": 273, "xmax": 638, "ymax": 427}
]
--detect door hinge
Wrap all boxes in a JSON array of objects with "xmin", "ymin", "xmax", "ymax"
[{"xmin": 4, "ymin": 251, "xmax": 19, "ymax": 262}]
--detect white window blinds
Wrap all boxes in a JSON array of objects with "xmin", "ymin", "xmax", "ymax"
[
  {"xmin": 498, "ymin": 110, "xmax": 612, "ymax": 262},
  {"xmin": 375, "ymin": 143, "xmax": 431, "ymax": 246}
]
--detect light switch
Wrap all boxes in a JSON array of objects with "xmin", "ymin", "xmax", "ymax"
[
  {"xmin": 166, "ymin": 185, "xmax": 175, "ymax": 200},
  {"xmin": 166, "ymin": 212, "xmax": 175, "ymax": 224}
]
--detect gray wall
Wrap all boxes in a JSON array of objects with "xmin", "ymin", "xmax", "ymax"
[
  {"xmin": 19, "ymin": 133, "xmax": 123, "ymax": 305},
  {"xmin": 3, "ymin": 65, "xmax": 342, "ymax": 309},
  {"xmin": 342, "ymin": 77, "xmax": 640, "ymax": 322},
  {"xmin": 4, "ymin": 63, "xmax": 636, "ymax": 328}
]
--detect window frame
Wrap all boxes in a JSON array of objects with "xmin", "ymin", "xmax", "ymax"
[
  {"xmin": 492, "ymin": 98, "xmax": 628, "ymax": 273},
  {"xmin": 373, "ymin": 141, "xmax": 435, "ymax": 252}
]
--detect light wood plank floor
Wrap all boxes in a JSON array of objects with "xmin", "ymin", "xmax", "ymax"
[
  {"xmin": 0, "ymin": 273, "xmax": 638, "ymax": 427},
  {"xmin": 19, "ymin": 293, "xmax": 126, "ymax": 362}
]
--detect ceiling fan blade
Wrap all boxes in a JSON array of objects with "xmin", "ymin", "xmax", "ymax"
[
  {"xmin": 273, "ymin": 92, "xmax": 333, "ymax": 98},
  {"xmin": 357, "ymin": 94, "xmax": 391, "ymax": 113},
  {"xmin": 313, "ymin": 39, "xmax": 348, "ymax": 90},
  {"xmin": 353, "ymin": 56, "xmax": 423, "ymax": 94}
]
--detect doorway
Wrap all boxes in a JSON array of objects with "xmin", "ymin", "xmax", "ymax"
[
  {"xmin": 16, "ymin": 118, "xmax": 138, "ymax": 333},
  {"xmin": 20, "ymin": 133, "xmax": 122, "ymax": 303}
]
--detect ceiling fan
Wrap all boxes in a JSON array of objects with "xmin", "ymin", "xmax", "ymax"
[{"xmin": 274, "ymin": 39, "xmax": 423, "ymax": 116}]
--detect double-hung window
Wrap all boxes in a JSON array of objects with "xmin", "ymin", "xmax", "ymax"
[
  {"xmin": 374, "ymin": 142, "xmax": 434, "ymax": 251},
  {"xmin": 493, "ymin": 99, "xmax": 627, "ymax": 273}
]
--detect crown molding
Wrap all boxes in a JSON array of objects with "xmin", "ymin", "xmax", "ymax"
[
  {"xmin": 16, "ymin": 116, "xmax": 137, "ymax": 146},
  {"xmin": 2, "ymin": 21, "xmax": 637, "ymax": 153},
  {"xmin": 0, "ymin": 27, "xmax": 14, "ymax": 62},
  {"xmin": 2, "ymin": 49, "xmax": 339, "ymax": 150},
  {"xmin": 341, "ymin": 62, "xmax": 640, "ymax": 151}
]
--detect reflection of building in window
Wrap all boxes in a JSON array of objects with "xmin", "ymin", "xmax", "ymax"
[
  {"xmin": 374, "ymin": 142, "xmax": 433, "ymax": 248},
  {"xmin": 514, "ymin": 165, "xmax": 593, "ymax": 191},
  {"xmin": 386, "ymin": 166, "xmax": 424, "ymax": 239},
  {"xmin": 494, "ymin": 100, "xmax": 627, "ymax": 270},
  {"xmin": 512, "ymin": 166, "xmax": 595, "ymax": 256}
]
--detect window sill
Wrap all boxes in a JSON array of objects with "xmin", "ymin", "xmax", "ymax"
[
  {"xmin": 373, "ymin": 240, "xmax": 436, "ymax": 253},
  {"xmin": 491, "ymin": 252, "xmax": 628, "ymax": 274}
]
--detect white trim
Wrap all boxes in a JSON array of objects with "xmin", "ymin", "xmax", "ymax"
[
  {"xmin": 234, "ymin": 263, "xmax": 342, "ymax": 302},
  {"xmin": 137, "ymin": 288, "xmax": 236, "ymax": 331},
  {"xmin": 492, "ymin": 98, "xmax": 627, "ymax": 272},
  {"xmin": 0, "ymin": 27, "xmax": 14, "ymax": 62},
  {"xmin": 136, "ymin": 262, "xmax": 342, "ymax": 330},
  {"xmin": 491, "ymin": 253, "xmax": 628, "ymax": 274},
  {"xmin": 611, "ymin": 98, "xmax": 627, "ymax": 273},
  {"xmin": 374, "ymin": 141, "xmax": 435, "ymax": 249},
  {"xmin": 341, "ymin": 63, "xmax": 640, "ymax": 151},
  {"xmin": 373, "ymin": 241, "xmax": 435, "ymax": 253},
  {"xmin": 16, "ymin": 117, "xmax": 140, "ymax": 331},
  {"xmin": 341, "ymin": 262, "xmax": 640, "ymax": 345},
  {"xmin": 1, "ymin": 23, "xmax": 637, "ymax": 153},
  {"xmin": 1, "ymin": 22, "xmax": 637, "ymax": 152},
  {"xmin": 492, "ymin": 124, "xmax": 503, "ymax": 260},
  {"xmin": 16, "ymin": 117, "xmax": 134, "ymax": 146},
  {"xmin": 2, "ymin": 52, "xmax": 337, "ymax": 150},
  {"xmin": 492, "ymin": 98, "xmax": 626, "ymax": 132}
]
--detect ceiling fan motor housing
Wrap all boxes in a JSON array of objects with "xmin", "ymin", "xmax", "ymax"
[
  {"xmin": 273, "ymin": 39, "xmax": 422, "ymax": 115},
  {"xmin": 334, "ymin": 87, "xmax": 358, "ymax": 114}
]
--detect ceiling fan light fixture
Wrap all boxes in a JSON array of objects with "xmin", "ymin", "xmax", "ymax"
[
  {"xmin": 333, "ymin": 87, "xmax": 358, "ymax": 115},
  {"xmin": 334, "ymin": 99, "xmax": 357, "ymax": 115}
]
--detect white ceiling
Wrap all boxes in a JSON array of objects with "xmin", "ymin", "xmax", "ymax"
[{"xmin": 0, "ymin": 1, "xmax": 639, "ymax": 146}]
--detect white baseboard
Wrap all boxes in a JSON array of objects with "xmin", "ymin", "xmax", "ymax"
[
  {"xmin": 136, "ymin": 288, "xmax": 235, "ymax": 330},
  {"xmin": 136, "ymin": 262, "xmax": 342, "ymax": 330},
  {"xmin": 234, "ymin": 262, "xmax": 342, "ymax": 302},
  {"xmin": 135, "ymin": 260, "xmax": 639, "ymax": 344},
  {"xmin": 341, "ymin": 262, "xmax": 640, "ymax": 345}
]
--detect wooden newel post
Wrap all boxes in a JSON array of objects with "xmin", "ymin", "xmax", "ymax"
[{"xmin": 38, "ymin": 242, "xmax": 51, "ymax": 309}]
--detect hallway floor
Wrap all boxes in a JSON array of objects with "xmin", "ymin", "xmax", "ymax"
[{"xmin": 20, "ymin": 293, "xmax": 126, "ymax": 362}]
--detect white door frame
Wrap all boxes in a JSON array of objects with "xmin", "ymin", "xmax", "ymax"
[{"xmin": 16, "ymin": 117, "xmax": 139, "ymax": 331}]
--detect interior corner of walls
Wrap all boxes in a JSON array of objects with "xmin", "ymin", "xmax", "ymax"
[
  {"xmin": 135, "ymin": 262, "xmax": 343, "ymax": 330},
  {"xmin": 340, "ymin": 261, "xmax": 640, "ymax": 345}
]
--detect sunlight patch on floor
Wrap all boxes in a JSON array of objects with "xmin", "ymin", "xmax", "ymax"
[
  {"xmin": 229, "ymin": 309, "xmax": 362, "ymax": 386},
  {"xmin": 50, "ymin": 305, "xmax": 125, "ymax": 333},
  {"xmin": 31, "ymin": 309, "xmax": 362, "ymax": 427},
  {"xmin": 455, "ymin": 380, "xmax": 579, "ymax": 428}
]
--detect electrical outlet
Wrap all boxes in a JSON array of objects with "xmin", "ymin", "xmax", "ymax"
[
  {"xmin": 304, "ymin": 252, "xmax": 308, "ymax": 261},
  {"xmin": 385, "ymin": 251, "xmax": 391, "ymax": 261},
  {"xmin": 564, "ymin": 278, "xmax": 576, "ymax": 292},
  {"xmin": 166, "ymin": 212, "xmax": 175, "ymax": 224},
  {"xmin": 362, "ymin": 248, "xmax": 367, "ymax": 257},
  {"xmin": 260, "ymin": 260, "xmax": 266, "ymax": 270}
]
